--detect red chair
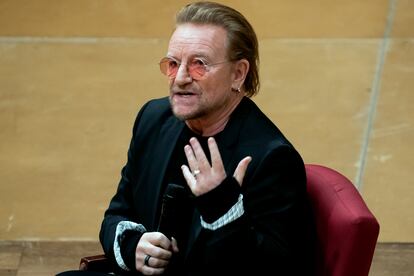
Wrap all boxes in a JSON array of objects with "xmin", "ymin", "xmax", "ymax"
[{"xmin": 305, "ymin": 164, "xmax": 380, "ymax": 276}]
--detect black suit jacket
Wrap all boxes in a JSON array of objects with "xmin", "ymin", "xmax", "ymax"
[{"xmin": 100, "ymin": 96, "xmax": 314, "ymax": 275}]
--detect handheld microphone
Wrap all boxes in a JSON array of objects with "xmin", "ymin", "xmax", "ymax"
[{"xmin": 157, "ymin": 183, "xmax": 189, "ymax": 240}]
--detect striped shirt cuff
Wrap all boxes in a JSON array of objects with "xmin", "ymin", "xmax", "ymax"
[
  {"xmin": 114, "ymin": 221, "xmax": 146, "ymax": 271},
  {"xmin": 200, "ymin": 194, "xmax": 244, "ymax": 230}
]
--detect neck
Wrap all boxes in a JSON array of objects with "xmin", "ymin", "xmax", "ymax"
[{"xmin": 185, "ymin": 96, "xmax": 243, "ymax": 137}]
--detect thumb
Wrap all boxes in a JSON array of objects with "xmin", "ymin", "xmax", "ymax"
[
  {"xmin": 171, "ymin": 237, "xmax": 179, "ymax": 253},
  {"xmin": 233, "ymin": 156, "xmax": 252, "ymax": 186}
]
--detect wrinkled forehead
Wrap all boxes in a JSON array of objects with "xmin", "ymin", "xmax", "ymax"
[{"xmin": 167, "ymin": 24, "xmax": 228, "ymax": 59}]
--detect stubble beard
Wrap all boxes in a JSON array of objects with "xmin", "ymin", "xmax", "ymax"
[{"xmin": 171, "ymin": 101, "xmax": 208, "ymax": 121}]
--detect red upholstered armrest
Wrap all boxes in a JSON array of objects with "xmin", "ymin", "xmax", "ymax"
[
  {"xmin": 305, "ymin": 164, "xmax": 380, "ymax": 276},
  {"xmin": 79, "ymin": 254, "xmax": 112, "ymax": 272}
]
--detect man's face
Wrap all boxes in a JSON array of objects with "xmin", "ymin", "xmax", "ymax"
[{"xmin": 167, "ymin": 23, "xmax": 237, "ymax": 122}]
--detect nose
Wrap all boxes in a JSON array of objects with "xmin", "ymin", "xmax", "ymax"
[{"xmin": 174, "ymin": 63, "xmax": 192, "ymax": 86}]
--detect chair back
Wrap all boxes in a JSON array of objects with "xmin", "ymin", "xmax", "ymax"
[{"xmin": 305, "ymin": 164, "xmax": 380, "ymax": 276}]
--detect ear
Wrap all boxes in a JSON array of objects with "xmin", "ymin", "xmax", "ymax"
[{"xmin": 232, "ymin": 59, "xmax": 249, "ymax": 90}]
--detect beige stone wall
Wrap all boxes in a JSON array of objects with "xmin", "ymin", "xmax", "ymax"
[{"xmin": 0, "ymin": 0, "xmax": 412, "ymax": 242}]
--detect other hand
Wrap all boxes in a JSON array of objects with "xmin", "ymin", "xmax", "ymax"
[
  {"xmin": 135, "ymin": 232, "xmax": 179, "ymax": 275},
  {"xmin": 181, "ymin": 137, "xmax": 251, "ymax": 196}
]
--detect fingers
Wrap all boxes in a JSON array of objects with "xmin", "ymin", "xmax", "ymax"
[
  {"xmin": 136, "ymin": 232, "xmax": 180, "ymax": 274},
  {"xmin": 181, "ymin": 164, "xmax": 197, "ymax": 191},
  {"xmin": 185, "ymin": 137, "xmax": 210, "ymax": 171},
  {"xmin": 144, "ymin": 232, "xmax": 172, "ymax": 251},
  {"xmin": 208, "ymin": 137, "xmax": 224, "ymax": 170},
  {"xmin": 171, "ymin": 237, "xmax": 179, "ymax": 253},
  {"xmin": 140, "ymin": 264, "xmax": 165, "ymax": 275},
  {"xmin": 182, "ymin": 137, "xmax": 251, "ymax": 194},
  {"xmin": 233, "ymin": 156, "xmax": 252, "ymax": 186},
  {"xmin": 184, "ymin": 144, "xmax": 199, "ymax": 173},
  {"xmin": 143, "ymin": 254, "xmax": 169, "ymax": 269}
]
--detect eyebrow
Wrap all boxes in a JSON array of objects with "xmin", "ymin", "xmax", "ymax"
[
  {"xmin": 167, "ymin": 42, "xmax": 217, "ymax": 60},
  {"xmin": 166, "ymin": 53, "xmax": 211, "ymax": 62}
]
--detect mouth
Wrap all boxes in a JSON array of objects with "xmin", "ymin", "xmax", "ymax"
[{"xmin": 173, "ymin": 91, "xmax": 197, "ymax": 97}]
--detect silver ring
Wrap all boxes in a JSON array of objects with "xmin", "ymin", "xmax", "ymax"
[
  {"xmin": 193, "ymin": 169, "xmax": 201, "ymax": 177},
  {"xmin": 144, "ymin": 255, "xmax": 151, "ymax": 266}
]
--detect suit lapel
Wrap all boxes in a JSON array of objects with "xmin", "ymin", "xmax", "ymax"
[
  {"xmin": 218, "ymin": 96, "xmax": 251, "ymax": 170},
  {"xmin": 147, "ymin": 115, "xmax": 184, "ymax": 229}
]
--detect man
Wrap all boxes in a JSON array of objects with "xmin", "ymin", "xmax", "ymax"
[{"xmin": 59, "ymin": 1, "xmax": 314, "ymax": 275}]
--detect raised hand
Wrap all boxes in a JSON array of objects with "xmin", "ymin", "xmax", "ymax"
[{"xmin": 181, "ymin": 137, "xmax": 251, "ymax": 196}]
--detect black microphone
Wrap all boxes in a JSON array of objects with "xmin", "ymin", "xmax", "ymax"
[{"xmin": 157, "ymin": 183, "xmax": 189, "ymax": 240}]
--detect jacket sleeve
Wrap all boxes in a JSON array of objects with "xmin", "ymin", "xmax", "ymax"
[
  {"xmin": 98, "ymin": 101, "xmax": 151, "ymax": 266},
  {"xmin": 190, "ymin": 144, "xmax": 314, "ymax": 275}
]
